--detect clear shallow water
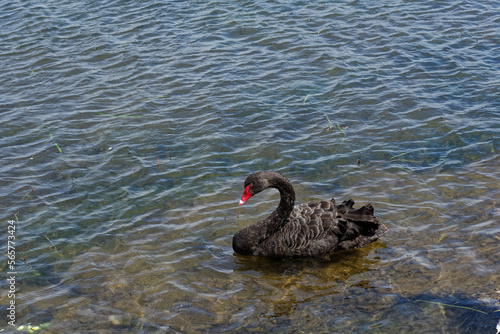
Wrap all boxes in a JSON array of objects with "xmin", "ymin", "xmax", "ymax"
[{"xmin": 1, "ymin": 0, "xmax": 499, "ymax": 333}]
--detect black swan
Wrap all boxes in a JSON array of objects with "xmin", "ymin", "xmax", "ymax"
[{"xmin": 233, "ymin": 171, "xmax": 387, "ymax": 257}]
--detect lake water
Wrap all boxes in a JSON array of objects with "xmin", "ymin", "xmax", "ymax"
[{"xmin": 1, "ymin": 0, "xmax": 499, "ymax": 333}]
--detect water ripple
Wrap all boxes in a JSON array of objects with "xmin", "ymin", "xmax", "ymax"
[{"xmin": 1, "ymin": 0, "xmax": 499, "ymax": 332}]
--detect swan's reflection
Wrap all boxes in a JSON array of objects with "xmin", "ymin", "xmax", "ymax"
[{"xmin": 232, "ymin": 241, "xmax": 386, "ymax": 318}]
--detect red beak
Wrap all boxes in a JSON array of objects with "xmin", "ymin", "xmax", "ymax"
[{"xmin": 239, "ymin": 185, "xmax": 252, "ymax": 205}]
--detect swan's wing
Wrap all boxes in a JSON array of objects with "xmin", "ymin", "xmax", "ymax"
[
  {"xmin": 256, "ymin": 199, "xmax": 386, "ymax": 257},
  {"xmin": 256, "ymin": 200, "xmax": 340, "ymax": 257}
]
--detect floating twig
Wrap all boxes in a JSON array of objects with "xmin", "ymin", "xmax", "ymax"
[
  {"xmin": 389, "ymin": 151, "xmax": 414, "ymax": 161},
  {"xmin": 45, "ymin": 235, "xmax": 63, "ymax": 257},
  {"xmin": 304, "ymin": 86, "xmax": 321, "ymax": 104},
  {"xmin": 139, "ymin": 95, "xmax": 168, "ymax": 102},
  {"xmin": 49, "ymin": 132, "xmax": 63, "ymax": 153},
  {"xmin": 23, "ymin": 188, "xmax": 34, "ymax": 200},
  {"xmin": 416, "ymin": 300, "xmax": 488, "ymax": 315},
  {"xmin": 323, "ymin": 113, "xmax": 347, "ymax": 144},
  {"xmin": 45, "ymin": 235, "xmax": 57, "ymax": 251},
  {"xmin": 323, "ymin": 113, "xmax": 334, "ymax": 130}
]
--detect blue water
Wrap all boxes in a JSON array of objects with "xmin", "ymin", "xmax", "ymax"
[{"xmin": 1, "ymin": 1, "xmax": 499, "ymax": 333}]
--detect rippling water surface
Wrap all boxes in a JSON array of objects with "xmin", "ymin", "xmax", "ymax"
[{"xmin": 1, "ymin": 1, "xmax": 499, "ymax": 333}]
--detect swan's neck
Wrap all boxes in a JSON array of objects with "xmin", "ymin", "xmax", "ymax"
[{"xmin": 267, "ymin": 178, "xmax": 295, "ymax": 231}]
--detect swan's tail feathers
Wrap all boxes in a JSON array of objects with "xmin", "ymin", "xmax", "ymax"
[
  {"xmin": 336, "ymin": 199, "xmax": 387, "ymax": 250},
  {"xmin": 345, "ymin": 204, "xmax": 377, "ymax": 223}
]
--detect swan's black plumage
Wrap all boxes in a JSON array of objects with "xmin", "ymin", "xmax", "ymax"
[{"xmin": 233, "ymin": 171, "xmax": 387, "ymax": 258}]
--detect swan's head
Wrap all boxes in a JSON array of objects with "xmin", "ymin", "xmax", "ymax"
[{"xmin": 238, "ymin": 171, "xmax": 276, "ymax": 205}]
